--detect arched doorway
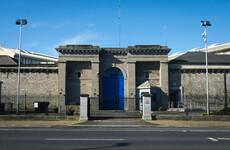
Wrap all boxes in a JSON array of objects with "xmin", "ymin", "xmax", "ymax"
[{"xmin": 103, "ymin": 67, "xmax": 124, "ymax": 110}]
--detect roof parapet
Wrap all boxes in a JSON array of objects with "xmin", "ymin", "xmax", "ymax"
[
  {"xmin": 59, "ymin": 45, "xmax": 100, "ymax": 49},
  {"xmin": 128, "ymin": 45, "xmax": 168, "ymax": 49}
]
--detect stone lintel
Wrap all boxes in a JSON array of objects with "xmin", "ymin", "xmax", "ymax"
[
  {"xmin": 80, "ymin": 94, "xmax": 89, "ymax": 97},
  {"xmin": 142, "ymin": 94, "xmax": 153, "ymax": 97}
]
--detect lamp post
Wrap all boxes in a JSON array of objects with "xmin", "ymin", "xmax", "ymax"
[
  {"xmin": 201, "ymin": 21, "xmax": 211, "ymax": 115},
  {"xmin": 16, "ymin": 19, "xmax": 27, "ymax": 115}
]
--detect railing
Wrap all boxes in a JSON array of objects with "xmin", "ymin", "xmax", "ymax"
[
  {"xmin": 168, "ymin": 99, "xmax": 228, "ymax": 112},
  {"xmin": 184, "ymin": 100, "xmax": 227, "ymax": 111}
]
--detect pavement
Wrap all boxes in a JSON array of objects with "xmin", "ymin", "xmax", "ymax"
[
  {"xmin": 1, "ymin": 110, "xmax": 230, "ymax": 128},
  {"xmin": 1, "ymin": 118, "xmax": 230, "ymax": 128},
  {"xmin": 70, "ymin": 118, "xmax": 155, "ymax": 128},
  {"xmin": 0, "ymin": 120, "xmax": 82, "ymax": 127},
  {"xmin": 148, "ymin": 120, "xmax": 230, "ymax": 128}
]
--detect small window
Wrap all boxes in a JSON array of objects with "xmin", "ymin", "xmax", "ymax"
[
  {"xmin": 78, "ymin": 72, "xmax": 81, "ymax": 78},
  {"xmin": 145, "ymin": 72, "xmax": 149, "ymax": 78}
]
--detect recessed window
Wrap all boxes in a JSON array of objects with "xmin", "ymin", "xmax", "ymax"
[
  {"xmin": 78, "ymin": 72, "xmax": 81, "ymax": 78},
  {"xmin": 145, "ymin": 72, "xmax": 149, "ymax": 78}
]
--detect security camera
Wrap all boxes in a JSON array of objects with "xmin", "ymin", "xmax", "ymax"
[{"xmin": 202, "ymin": 33, "xmax": 205, "ymax": 37}]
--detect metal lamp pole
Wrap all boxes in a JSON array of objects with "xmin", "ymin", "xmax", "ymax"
[
  {"xmin": 16, "ymin": 19, "xmax": 27, "ymax": 115},
  {"xmin": 201, "ymin": 21, "xmax": 211, "ymax": 115}
]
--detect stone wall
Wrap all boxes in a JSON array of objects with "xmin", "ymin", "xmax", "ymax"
[
  {"xmin": 136, "ymin": 62, "xmax": 160, "ymax": 87},
  {"xmin": 169, "ymin": 69, "xmax": 230, "ymax": 110},
  {"xmin": 66, "ymin": 61, "xmax": 92, "ymax": 105},
  {"xmin": 0, "ymin": 67, "xmax": 58, "ymax": 111}
]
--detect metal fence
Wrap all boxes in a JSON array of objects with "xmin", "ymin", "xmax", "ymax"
[
  {"xmin": 184, "ymin": 100, "xmax": 227, "ymax": 111},
  {"xmin": 171, "ymin": 98, "xmax": 230, "ymax": 112}
]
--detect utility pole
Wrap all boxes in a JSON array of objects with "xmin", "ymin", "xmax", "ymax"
[
  {"xmin": 201, "ymin": 21, "xmax": 211, "ymax": 115},
  {"xmin": 16, "ymin": 19, "xmax": 27, "ymax": 115},
  {"xmin": 119, "ymin": 0, "xmax": 121, "ymax": 48}
]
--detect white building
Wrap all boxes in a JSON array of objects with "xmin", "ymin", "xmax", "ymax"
[
  {"xmin": 191, "ymin": 42, "xmax": 230, "ymax": 54},
  {"xmin": 169, "ymin": 42, "xmax": 230, "ymax": 61},
  {"xmin": 0, "ymin": 46, "xmax": 58, "ymax": 64}
]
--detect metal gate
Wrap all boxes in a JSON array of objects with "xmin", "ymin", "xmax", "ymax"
[{"xmin": 103, "ymin": 68, "xmax": 124, "ymax": 110}]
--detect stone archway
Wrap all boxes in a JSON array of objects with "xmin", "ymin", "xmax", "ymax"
[{"xmin": 103, "ymin": 67, "xmax": 124, "ymax": 110}]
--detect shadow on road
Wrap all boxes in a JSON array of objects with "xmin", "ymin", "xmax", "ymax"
[{"xmin": 72, "ymin": 142, "xmax": 130, "ymax": 150}]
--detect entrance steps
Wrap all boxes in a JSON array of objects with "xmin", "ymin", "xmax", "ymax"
[{"xmin": 90, "ymin": 110, "xmax": 142, "ymax": 118}]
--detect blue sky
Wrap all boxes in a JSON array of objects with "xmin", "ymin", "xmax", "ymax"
[{"xmin": 0, "ymin": 0, "xmax": 229, "ymax": 57}]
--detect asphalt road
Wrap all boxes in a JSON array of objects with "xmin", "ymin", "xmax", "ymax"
[{"xmin": 1, "ymin": 126, "xmax": 230, "ymax": 150}]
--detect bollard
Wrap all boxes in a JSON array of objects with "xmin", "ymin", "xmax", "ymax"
[
  {"xmin": 79, "ymin": 94, "xmax": 89, "ymax": 121},
  {"xmin": 142, "ymin": 94, "xmax": 152, "ymax": 120}
]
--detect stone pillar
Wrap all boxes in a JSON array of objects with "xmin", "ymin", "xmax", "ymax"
[
  {"xmin": 180, "ymin": 86, "xmax": 184, "ymax": 106},
  {"xmin": 79, "ymin": 94, "xmax": 89, "ymax": 121},
  {"xmin": 127, "ymin": 62, "xmax": 136, "ymax": 111},
  {"xmin": 142, "ymin": 94, "xmax": 152, "ymax": 120},
  {"xmin": 58, "ymin": 62, "xmax": 66, "ymax": 113},
  {"xmin": 0, "ymin": 81, "xmax": 2, "ymax": 104},
  {"xmin": 160, "ymin": 62, "xmax": 169, "ymax": 110},
  {"xmin": 91, "ymin": 61, "xmax": 99, "ymax": 111}
]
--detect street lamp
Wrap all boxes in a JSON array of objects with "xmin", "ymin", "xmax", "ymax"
[
  {"xmin": 201, "ymin": 21, "xmax": 211, "ymax": 115},
  {"xmin": 16, "ymin": 19, "xmax": 27, "ymax": 115}
]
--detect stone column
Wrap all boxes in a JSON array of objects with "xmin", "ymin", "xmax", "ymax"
[
  {"xmin": 160, "ymin": 62, "xmax": 169, "ymax": 110},
  {"xmin": 91, "ymin": 61, "xmax": 100, "ymax": 111},
  {"xmin": 0, "ymin": 81, "xmax": 2, "ymax": 104},
  {"xmin": 180, "ymin": 86, "xmax": 184, "ymax": 106},
  {"xmin": 58, "ymin": 62, "xmax": 66, "ymax": 113},
  {"xmin": 127, "ymin": 62, "xmax": 136, "ymax": 111}
]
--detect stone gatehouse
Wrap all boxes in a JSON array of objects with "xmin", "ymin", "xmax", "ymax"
[
  {"xmin": 1, "ymin": 45, "xmax": 229, "ymax": 113},
  {"xmin": 56, "ymin": 45, "xmax": 171, "ymax": 112}
]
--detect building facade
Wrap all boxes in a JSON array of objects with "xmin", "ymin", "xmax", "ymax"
[
  {"xmin": 1, "ymin": 44, "xmax": 230, "ymax": 114},
  {"xmin": 56, "ymin": 45, "xmax": 171, "ymax": 112}
]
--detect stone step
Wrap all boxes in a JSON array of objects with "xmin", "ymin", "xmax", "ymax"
[{"xmin": 90, "ymin": 111, "xmax": 142, "ymax": 118}]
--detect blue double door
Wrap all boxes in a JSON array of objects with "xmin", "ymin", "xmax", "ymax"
[{"xmin": 103, "ymin": 68, "xmax": 124, "ymax": 110}]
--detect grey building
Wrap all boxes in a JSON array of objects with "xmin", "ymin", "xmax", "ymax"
[
  {"xmin": 0, "ymin": 45, "xmax": 229, "ymax": 114},
  {"xmin": 169, "ymin": 52, "xmax": 230, "ymax": 111},
  {"xmin": 56, "ymin": 45, "xmax": 171, "ymax": 112}
]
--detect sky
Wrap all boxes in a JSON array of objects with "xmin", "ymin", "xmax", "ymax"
[{"xmin": 0, "ymin": 0, "xmax": 230, "ymax": 57}]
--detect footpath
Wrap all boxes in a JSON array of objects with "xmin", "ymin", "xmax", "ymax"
[
  {"xmin": 1, "ymin": 111, "xmax": 230, "ymax": 128},
  {"xmin": 1, "ymin": 119, "xmax": 230, "ymax": 128},
  {"xmin": 149, "ymin": 120, "xmax": 230, "ymax": 128}
]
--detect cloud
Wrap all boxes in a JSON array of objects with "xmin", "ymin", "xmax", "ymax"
[
  {"xmin": 46, "ymin": 47, "xmax": 59, "ymax": 57},
  {"xmin": 46, "ymin": 30, "xmax": 119, "ymax": 57},
  {"xmin": 87, "ymin": 23, "xmax": 95, "ymax": 27},
  {"xmin": 30, "ymin": 21, "xmax": 70, "ymax": 29},
  {"xmin": 24, "ymin": 42, "xmax": 39, "ymax": 48},
  {"xmin": 46, "ymin": 31, "xmax": 99, "ymax": 57},
  {"xmin": 31, "ymin": 42, "xmax": 38, "ymax": 47},
  {"xmin": 59, "ymin": 31, "xmax": 98, "ymax": 45}
]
